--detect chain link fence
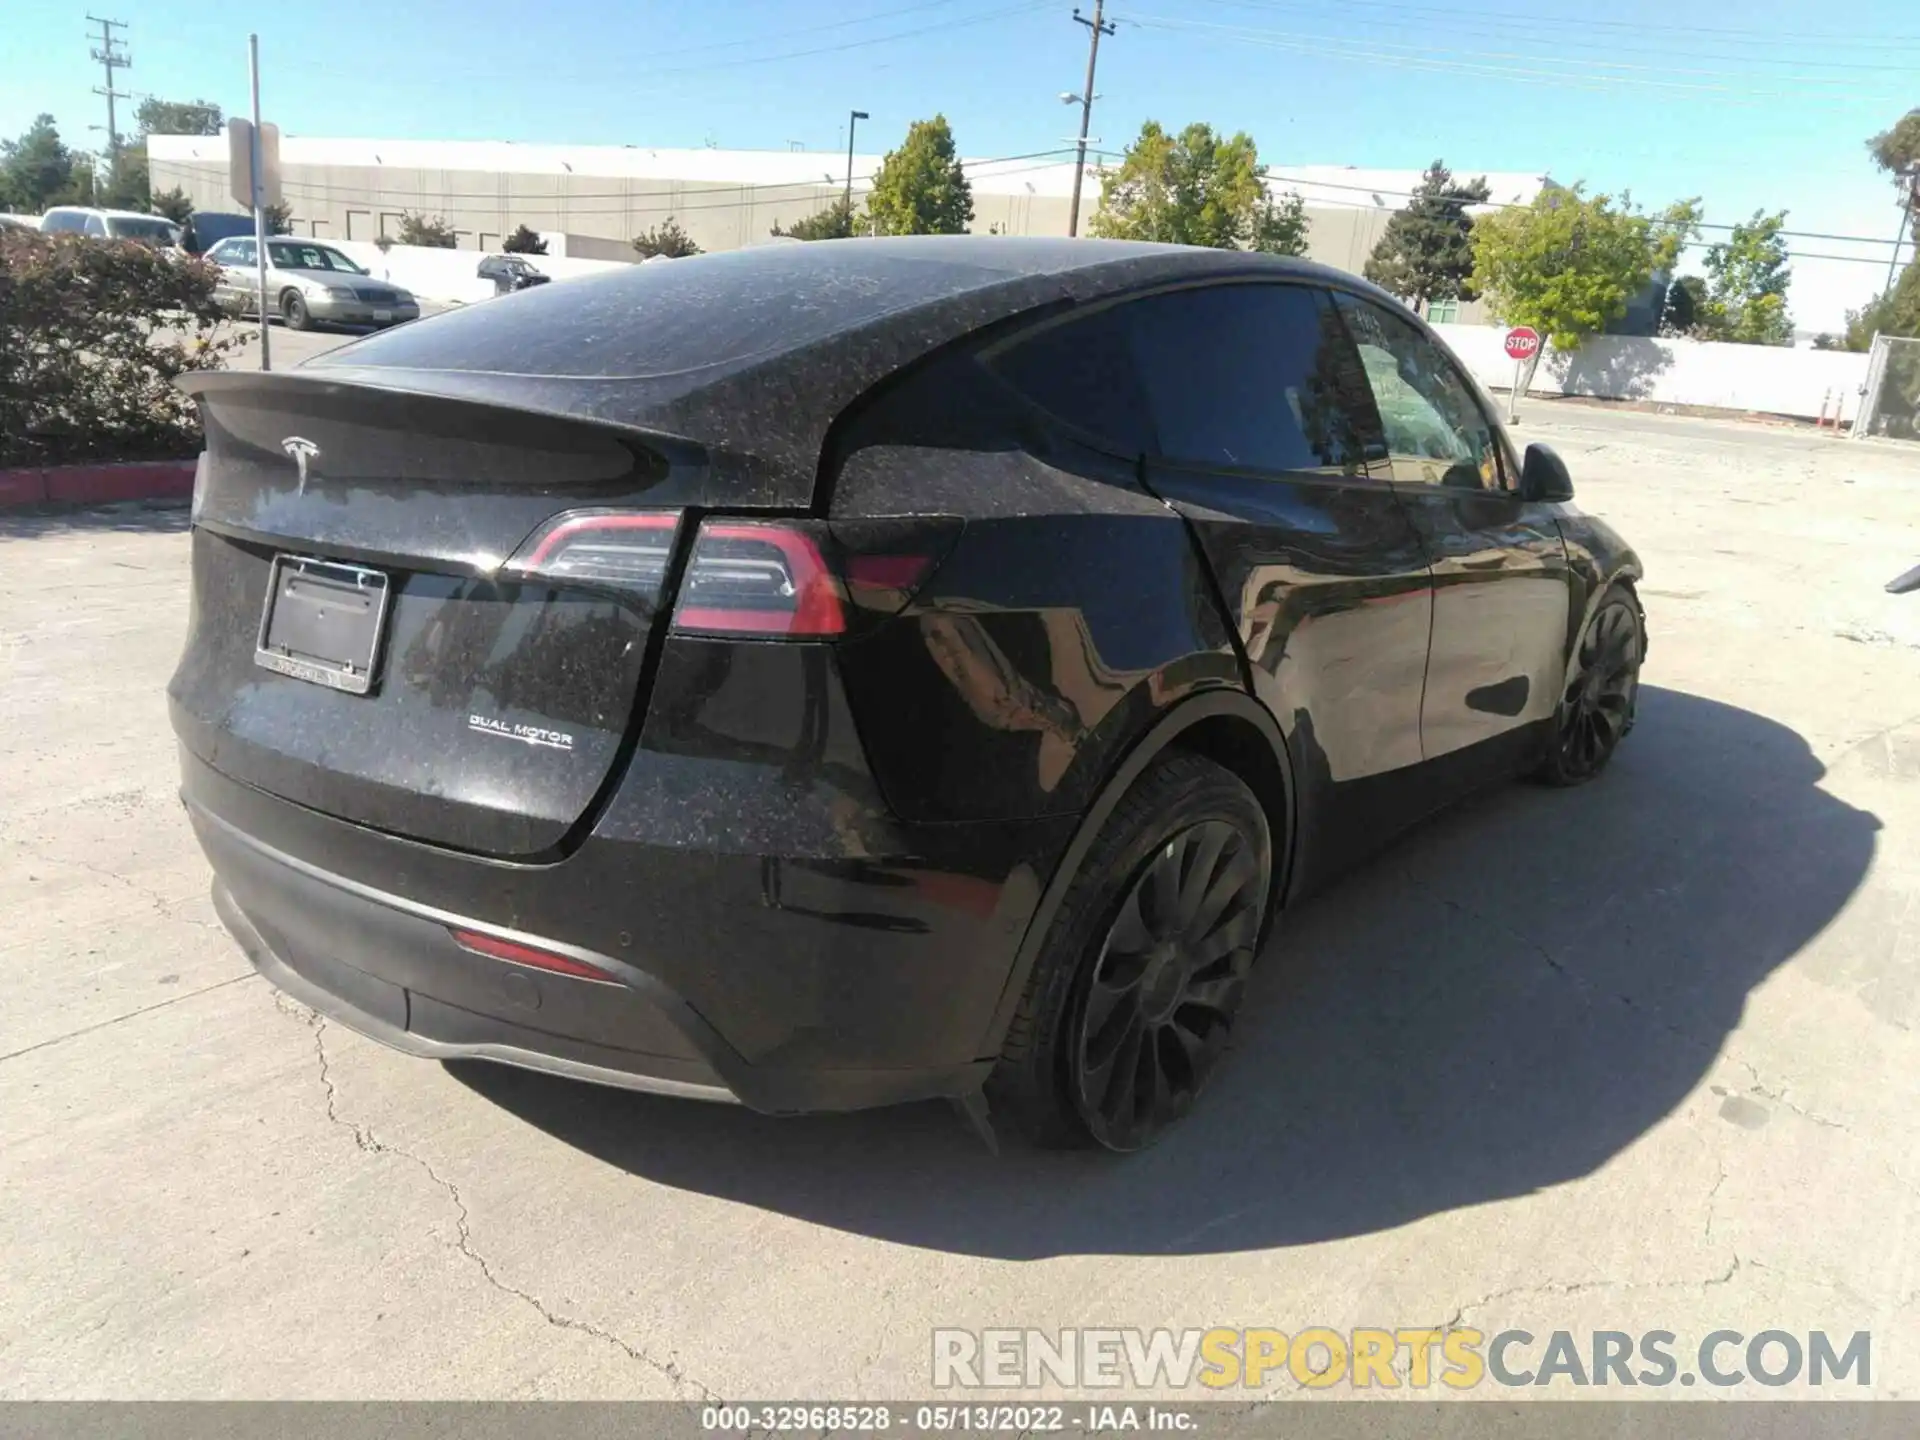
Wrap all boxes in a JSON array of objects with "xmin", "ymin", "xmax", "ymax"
[{"xmin": 1855, "ymin": 334, "xmax": 1920, "ymax": 441}]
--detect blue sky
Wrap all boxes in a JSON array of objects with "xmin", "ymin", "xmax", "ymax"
[{"xmin": 4, "ymin": 0, "xmax": 1915, "ymax": 328}]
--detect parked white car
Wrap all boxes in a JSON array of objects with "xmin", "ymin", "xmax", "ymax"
[{"xmin": 39, "ymin": 206, "xmax": 182, "ymax": 246}]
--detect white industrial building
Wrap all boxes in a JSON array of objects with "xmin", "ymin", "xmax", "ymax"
[{"xmin": 148, "ymin": 133, "xmax": 1547, "ymax": 322}]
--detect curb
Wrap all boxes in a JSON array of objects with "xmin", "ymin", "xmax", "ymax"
[{"xmin": 0, "ymin": 459, "xmax": 196, "ymax": 510}]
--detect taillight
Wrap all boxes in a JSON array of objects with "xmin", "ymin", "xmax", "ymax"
[
  {"xmin": 504, "ymin": 509, "xmax": 959, "ymax": 640},
  {"xmin": 672, "ymin": 520, "xmax": 846, "ymax": 637},
  {"xmin": 505, "ymin": 509, "xmax": 678, "ymax": 596},
  {"xmin": 450, "ymin": 928, "xmax": 619, "ymax": 984}
]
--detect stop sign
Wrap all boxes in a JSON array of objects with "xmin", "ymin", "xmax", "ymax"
[{"xmin": 1505, "ymin": 326, "xmax": 1542, "ymax": 360}]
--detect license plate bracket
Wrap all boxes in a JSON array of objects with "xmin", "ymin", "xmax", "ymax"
[
  {"xmin": 254, "ymin": 555, "xmax": 392, "ymax": 695},
  {"xmin": 372, "ymin": 309, "xmax": 392, "ymax": 321}
]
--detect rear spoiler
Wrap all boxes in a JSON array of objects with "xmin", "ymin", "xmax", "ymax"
[{"xmin": 181, "ymin": 367, "xmax": 794, "ymax": 510}]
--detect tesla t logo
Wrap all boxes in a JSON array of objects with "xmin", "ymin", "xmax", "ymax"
[{"xmin": 281, "ymin": 436, "xmax": 321, "ymax": 494}]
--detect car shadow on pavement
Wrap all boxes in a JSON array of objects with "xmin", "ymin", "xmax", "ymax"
[
  {"xmin": 0, "ymin": 502, "xmax": 189, "ymax": 541},
  {"xmin": 453, "ymin": 685, "xmax": 1877, "ymax": 1258}
]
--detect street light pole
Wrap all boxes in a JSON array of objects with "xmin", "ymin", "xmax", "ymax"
[
  {"xmin": 845, "ymin": 109, "xmax": 868, "ymax": 235},
  {"xmin": 1066, "ymin": 0, "xmax": 1115, "ymax": 238},
  {"xmin": 249, "ymin": 33, "xmax": 270, "ymax": 372}
]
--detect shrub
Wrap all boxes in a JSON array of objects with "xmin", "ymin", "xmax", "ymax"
[
  {"xmin": 632, "ymin": 217, "xmax": 701, "ymax": 258},
  {"xmin": 0, "ymin": 230, "xmax": 236, "ymax": 466},
  {"xmin": 395, "ymin": 212, "xmax": 458, "ymax": 248},
  {"xmin": 502, "ymin": 224, "xmax": 548, "ymax": 255}
]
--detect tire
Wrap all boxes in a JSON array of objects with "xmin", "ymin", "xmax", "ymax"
[
  {"xmin": 281, "ymin": 291, "xmax": 311, "ymax": 331},
  {"xmin": 985, "ymin": 752, "xmax": 1273, "ymax": 1152},
  {"xmin": 1535, "ymin": 584, "xmax": 1645, "ymax": 787}
]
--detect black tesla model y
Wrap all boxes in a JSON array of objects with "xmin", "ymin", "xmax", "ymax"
[{"xmin": 172, "ymin": 237, "xmax": 1644, "ymax": 1151}]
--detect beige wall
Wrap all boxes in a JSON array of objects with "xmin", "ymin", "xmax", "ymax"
[{"xmin": 150, "ymin": 155, "xmax": 1492, "ymax": 318}]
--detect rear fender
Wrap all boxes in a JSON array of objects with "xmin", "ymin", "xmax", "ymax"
[{"xmin": 976, "ymin": 689, "xmax": 1296, "ymax": 1061}]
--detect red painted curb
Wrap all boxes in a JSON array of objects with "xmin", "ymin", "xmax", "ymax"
[{"xmin": 0, "ymin": 459, "xmax": 196, "ymax": 510}]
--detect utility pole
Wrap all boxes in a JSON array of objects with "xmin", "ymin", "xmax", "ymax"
[
  {"xmin": 845, "ymin": 109, "xmax": 869, "ymax": 237},
  {"xmin": 88, "ymin": 15, "xmax": 132, "ymax": 178},
  {"xmin": 1066, "ymin": 0, "xmax": 1114, "ymax": 238},
  {"xmin": 1882, "ymin": 170, "xmax": 1919, "ymax": 302}
]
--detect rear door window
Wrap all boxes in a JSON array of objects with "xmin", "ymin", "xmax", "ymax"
[{"xmin": 1131, "ymin": 283, "xmax": 1379, "ymax": 475}]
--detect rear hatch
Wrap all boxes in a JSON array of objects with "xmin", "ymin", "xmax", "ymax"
[{"xmin": 171, "ymin": 373, "xmax": 719, "ymax": 859}]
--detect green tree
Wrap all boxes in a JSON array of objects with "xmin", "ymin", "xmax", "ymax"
[
  {"xmin": 1470, "ymin": 184, "xmax": 1699, "ymax": 350},
  {"xmin": 1840, "ymin": 260, "xmax": 1920, "ymax": 350},
  {"xmin": 1660, "ymin": 273, "xmax": 1708, "ymax": 336},
  {"xmin": 263, "ymin": 200, "xmax": 293, "ymax": 236},
  {"xmin": 502, "ymin": 223, "xmax": 548, "ymax": 255},
  {"xmin": 1694, "ymin": 210, "xmax": 1792, "ymax": 345},
  {"xmin": 135, "ymin": 98, "xmax": 223, "ymax": 137},
  {"xmin": 1249, "ymin": 189, "xmax": 1310, "ymax": 257},
  {"xmin": 151, "ymin": 187, "xmax": 194, "ymax": 225},
  {"xmin": 1, "ymin": 114, "xmax": 77, "ymax": 212},
  {"xmin": 1362, "ymin": 161, "xmax": 1492, "ymax": 312},
  {"xmin": 98, "ymin": 145, "xmax": 152, "ymax": 212},
  {"xmin": 866, "ymin": 115, "xmax": 973, "ymax": 236},
  {"xmin": 1869, "ymin": 109, "xmax": 1920, "ymax": 182},
  {"xmin": 1091, "ymin": 120, "xmax": 1301, "ymax": 254},
  {"xmin": 632, "ymin": 216, "xmax": 701, "ymax": 258},
  {"xmin": 395, "ymin": 212, "xmax": 457, "ymax": 248},
  {"xmin": 770, "ymin": 196, "xmax": 859, "ymax": 240}
]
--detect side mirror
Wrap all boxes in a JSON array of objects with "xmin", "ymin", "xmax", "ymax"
[{"xmin": 1518, "ymin": 442, "xmax": 1574, "ymax": 503}]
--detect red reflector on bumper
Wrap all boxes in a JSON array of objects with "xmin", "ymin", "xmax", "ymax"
[{"xmin": 449, "ymin": 928, "xmax": 619, "ymax": 984}]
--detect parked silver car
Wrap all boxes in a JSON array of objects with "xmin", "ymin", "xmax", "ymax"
[{"xmin": 205, "ymin": 236, "xmax": 420, "ymax": 330}]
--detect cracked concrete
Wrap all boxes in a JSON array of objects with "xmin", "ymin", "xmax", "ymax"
[
  {"xmin": 5, "ymin": 404, "xmax": 1920, "ymax": 1400},
  {"xmin": 286, "ymin": 997, "xmax": 719, "ymax": 1401}
]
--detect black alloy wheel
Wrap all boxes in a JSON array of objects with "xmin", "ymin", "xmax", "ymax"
[
  {"xmin": 1542, "ymin": 588, "xmax": 1642, "ymax": 785},
  {"xmin": 1070, "ymin": 818, "xmax": 1265, "ymax": 1151}
]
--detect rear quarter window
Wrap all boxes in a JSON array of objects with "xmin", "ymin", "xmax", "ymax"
[{"xmin": 981, "ymin": 302, "xmax": 1154, "ymax": 457}]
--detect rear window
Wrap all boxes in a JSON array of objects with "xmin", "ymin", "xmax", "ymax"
[
  {"xmin": 309, "ymin": 246, "xmax": 1021, "ymax": 381},
  {"xmin": 106, "ymin": 216, "xmax": 179, "ymax": 243}
]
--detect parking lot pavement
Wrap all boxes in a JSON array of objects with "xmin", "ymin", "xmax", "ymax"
[
  {"xmin": 5, "ymin": 405, "xmax": 1920, "ymax": 1400},
  {"xmin": 211, "ymin": 301, "xmax": 459, "ymax": 370}
]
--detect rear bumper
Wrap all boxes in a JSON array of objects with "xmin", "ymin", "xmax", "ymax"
[
  {"xmin": 213, "ymin": 878, "xmax": 736, "ymax": 1102},
  {"xmin": 182, "ymin": 748, "xmax": 1072, "ymax": 1115},
  {"xmin": 198, "ymin": 802, "xmax": 738, "ymax": 1102}
]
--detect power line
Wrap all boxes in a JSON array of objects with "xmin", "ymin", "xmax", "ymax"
[
  {"xmin": 233, "ymin": 148, "xmax": 1911, "ymax": 260},
  {"xmin": 1240, "ymin": 0, "xmax": 1920, "ymax": 48},
  {"xmin": 1218, "ymin": 0, "xmax": 1920, "ymax": 71},
  {"xmin": 1254, "ymin": 183, "xmax": 1909, "ymax": 267},
  {"xmin": 1128, "ymin": 14, "xmax": 1906, "ymax": 104},
  {"xmin": 1152, "ymin": 6, "xmax": 1908, "ymax": 85},
  {"xmin": 604, "ymin": 0, "xmax": 986, "ymax": 64},
  {"xmin": 1258, "ymin": 171, "xmax": 1907, "ymax": 247},
  {"xmin": 261, "ymin": 154, "xmax": 1090, "ymax": 221},
  {"xmin": 258, "ymin": 149, "xmax": 1084, "ymax": 206},
  {"xmin": 385, "ymin": 0, "xmax": 1050, "ymax": 84}
]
